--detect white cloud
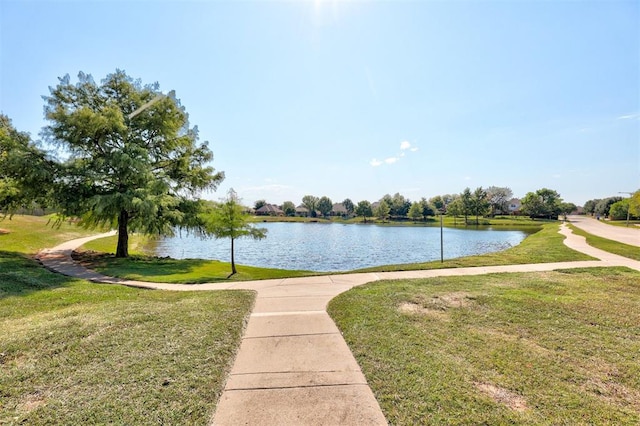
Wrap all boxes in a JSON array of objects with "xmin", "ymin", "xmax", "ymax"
[
  {"xmin": 369, "ymin": 140, "xmax": 419, "ymax": 167},
  {"xmin": 617, "ymin": 112, "xmax": 640, "ymax": 120}
]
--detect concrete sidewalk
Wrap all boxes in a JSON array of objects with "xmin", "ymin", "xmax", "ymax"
[
  {"xmin": 35, "ymin": 224, "xmax": 640, "ymax": 425},
  {"xmin": 568, "ymin": 214, "xmax": 640, "ymax": 247}
]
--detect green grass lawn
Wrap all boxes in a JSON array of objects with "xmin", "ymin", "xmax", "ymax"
[
  {"xmin": 0, "ymin": 216, "xmax": 254, "ymax": 424},
  {"xmin": 355, "ymin": 223, "xmax": 594, "ymax": 273},
  {"xmin": 328, "ymin": 267, "xmax": 640, "ymax": 424},
  {"xmin": 600, "ymin": 219, "xmax": 640, "ymax": 228},
  {"xmin": 568, "ymin": 224, "xmax": 640, "ymax": 261},
  {"xmin": 0, "ymin": 214, "xmax": 97, "ymax": 253}
]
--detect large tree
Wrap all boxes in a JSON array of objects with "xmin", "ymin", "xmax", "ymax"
[
  {"xmin": 408, "ymin": 202, "xmax": 422, "ymax": 222},
  {"xmin": 629, "ymin": 191, "xmax": 640, "ymax": 218},
  {"xmin": 355, "ymin": 200, "xmax": 372, "ymax": 223},
  {"xmin": 342, "ymin": 198, "xmax": 355, "ymax": 216},
  {"xmin": 470, "ymin": 187, "xmax": 489, "ymax": 225},
  {"xmin": 374, "ymin": 200, "xmax": 390, "ymax": 222},
  {"xmin": 419, "ymin": 197, "xmax": 434, "ymax": 220},
  {"xmin": 0, "ymin": 115, "xmax": 54, "ymax": 214},
  {"xmin": 301, "ymin": 195, "xmax": 319, "ymax": 218},
  {"xmin": 460, "ymin": 188, "xmax": 472, "ymax": 224},
  {"xmin": 595, "ymin": 197, "xmax": 623, "ymax": 218},
  {"xmin": 429, "ymin": 195, "xmax": 445, "ymax": 212},
  {"xmin": 317, "ymin": 196, "xmax": 333, "ymax": 218},
  {"xmin": 446, "ymin": 198, "xmax": 464, "ymax": 225},
  {"xmin": 202, "ymin": 189, "xmax": 266, "ymax": 277},
  {"xmin": 43, "ymin": 70, "xmax": 224, "ymax": 257},
  {"xmin": 281, "ymin": 201, "xmax": 296, "ymax": 217},
  {"xmin": 520, "ymin": 188, "xmax": 562, "ymax": 219},
  {"xmin": 486, "ymin": 186, "xmax": 513, "ymax": 216},
  {"xmin": 583, "ymin": 199, "xmax": 600, "ymax": 216}
]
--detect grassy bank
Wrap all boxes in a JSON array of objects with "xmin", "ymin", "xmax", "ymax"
[
  {"xmin": 328, "ymin": 267, "xmax": 640, "ymax": 424},
  {"xmin": 0, "ymin": 214, "xmax": 97, "ymax": 253},
  {"xmin": 0, "ymin": 216, "xmax": 254, "ymax": 424},
  {"xmin": 355, "ymin": 223, "xmax": 594, "ymax": 273},
  {"xmin": 601, "ymin": 219, "xmax": 640, "ymax": 228}
]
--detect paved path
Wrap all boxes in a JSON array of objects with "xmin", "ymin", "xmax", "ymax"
[
  {"xmin": 568, "ymin": 214, "xmax": 640, "ymax": 247},
  {"xmin": 36, "ymin": 224, "xmax": 640, "ymax": 426}
]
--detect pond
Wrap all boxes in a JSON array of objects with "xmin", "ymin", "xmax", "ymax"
[{"xmin": 151, "ymin": 222, "xmax": 534, "ymax": 272}]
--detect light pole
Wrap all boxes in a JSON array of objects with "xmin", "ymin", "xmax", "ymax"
[
  {"xmin": 619, "ymin": 192, "xmax": 633, "ymax": 227},
  {"xmin": 440, "ymin": 209, "xmax": 444, "ymax": 263}
]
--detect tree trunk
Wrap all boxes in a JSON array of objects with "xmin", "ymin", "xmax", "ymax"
[
  {"xmin": 229, "ymin": 237, "xmax": 237, "ymax": 276},
  {"xmin": 116, "ymin": 210, "xmax": 129, "ymax": 258}
]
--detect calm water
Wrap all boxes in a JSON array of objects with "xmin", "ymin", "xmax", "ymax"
[{"xmin": 151, "ymin": 223, "xmax": 532, "ymax": 272}]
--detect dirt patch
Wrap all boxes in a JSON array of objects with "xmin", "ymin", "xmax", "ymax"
[
  {"xmin": 476, "ymin": 328, "xmax": 552, "ymax": 356},
  {"xmin": 399, "ymin": 292, "xmax": 476, "ymax": 318},
  {"xmin": 436, "ymin": 292, "xmax": 473, "ymax": 308},
  {"xmin": 475, "ymin": 382, "xmax": 528, "ymax": 412},
  {"xmin": 398, "ymin": 302, "xmax": 448, "ymax": 319},
  {"xmin": 0, "ymin": 228, "xmax": 10, "ymax": 235},
  {"xmin": 17, "ymin": 391, "xmax": 47, "ymax": 413}
]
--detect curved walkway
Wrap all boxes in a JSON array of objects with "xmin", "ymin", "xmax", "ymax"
[{"xmin": 36, "ymin": 224, "xmax": 640, "ymax": 426}]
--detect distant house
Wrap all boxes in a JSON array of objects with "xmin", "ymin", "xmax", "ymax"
[
  {"xmin": 331, "ymin": 203, "xmax": 349, "ymax": 217},
  {"xmin": 507, "ymin": 198, "xmax": 521, "ymax": 215},
  {"xmin": 255, "ymin": 204, "xmax": 284, "ymax": 216},
  {"xmin": 295, "ymin": 205, "xmax": 310, "ymax": 217}
]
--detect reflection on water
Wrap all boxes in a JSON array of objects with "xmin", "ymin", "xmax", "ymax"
[{"xmin": 152, "ymin": 223, "xmax": 533, "ymax": 272}]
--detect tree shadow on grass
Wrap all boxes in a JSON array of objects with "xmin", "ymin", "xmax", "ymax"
[
  {"xmin": 72, "ymin": 250, "xmax": 230, "ymax": 284},
  {"xmin": 0, "ymin": 251, "xmax": 78, "ymax": 298}
]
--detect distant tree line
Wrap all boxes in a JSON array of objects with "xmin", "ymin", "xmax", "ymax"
[
  {"xmin": 250, "ymin": 186, "xmax": 583, "ymax": 224},
  {"xmin": 583, "ymin": 192, "xmax": 640, "ymax": 221}
]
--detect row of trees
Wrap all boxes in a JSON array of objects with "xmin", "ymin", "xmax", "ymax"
[
  {"xmin": 253, "ymin": 186, "xmax": 575, "ymax": 224},
  {"xmin": 583, "ymin": 193, "xmax": 640, "ymax": 220}
]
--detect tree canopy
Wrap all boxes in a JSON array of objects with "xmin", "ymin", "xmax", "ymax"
[
  {"xmin": 317, "ymin": 196, "xmax": 333, "ymax": 218},
  {"xmin": 281, "ymin": 201, "xmax": 296, "ymax": 217},
  {"xmin": 42, "ymin": 70, "xmax": 224, "ymax": 257},
  {"xmin": 202, "ymin": 189, "xmax": 266, "ymax": 276},
  {"xmin": 301, "ymin": 195, "xmax": 319, "ymax": 218},
  {"xmin": 486, "ymin": 186, "xmax": 513, "ymax": 216},
  {"xmin": 0, "ymin": 115, "xmax": 54, "ymax": 214},
  {"xmin": 355, "ymin": 200, "xmax": 372, "ymax": 223},
  {"xmin": 520, "ymin": 188, "xmax": 562, "ymax": 219}
]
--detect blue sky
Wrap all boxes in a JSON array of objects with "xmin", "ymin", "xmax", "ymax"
[{"xmin": 1, "ymin": 0, "xmax": 638, "ymax": 207}]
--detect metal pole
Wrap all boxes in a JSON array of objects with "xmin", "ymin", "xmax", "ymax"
[{"xmin": 440, "ymin": 213, "xmax": 444, "ymax": 263}]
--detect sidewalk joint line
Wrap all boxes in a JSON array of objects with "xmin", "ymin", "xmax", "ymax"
[
  {"xmin": 225, "ymin": 383, "xmax": 370, "ymax": 392},
  {"xmin": 251, "ymin": 311, "xmax": 326, "ymax": 317},
  {"xmin": 243, "ymin": 332, "xmax": 338, "ymax": 340}
]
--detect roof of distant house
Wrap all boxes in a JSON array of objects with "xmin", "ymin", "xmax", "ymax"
[
  {"xmin": 256, "ymin": 204, "xmax": 284, "ymax": 214},
  {"xmin": 331, "ymin": 203, "xmax": 348, "ymax": 213}
]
